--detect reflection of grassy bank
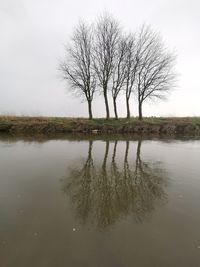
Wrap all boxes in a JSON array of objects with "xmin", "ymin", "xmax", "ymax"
[
  {"xmin": 0, "ymin": 116, "xmax": 200, "ymax": 135},
  {"xmin": 1, "ymin": 133, "xmax": 200, "ymax": 145}
]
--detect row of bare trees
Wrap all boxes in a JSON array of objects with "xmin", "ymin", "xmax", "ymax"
[{"xmin": 60, "ymin": 13, "xmax": 176, "ymax": 120}]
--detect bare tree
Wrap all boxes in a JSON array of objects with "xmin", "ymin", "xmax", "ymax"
[
  {"xmin": 93, "ymin": 13, "xmax": 121, "ymax": 119},
  {"xmin": 135, "ymin": 26, "xmax": 176, "ymax": 120},
  {"xmin": 60, "ymin": 16, "xmax": 176, "ymax": 120},
  {"xmin": 124, "ymin": 34, "xmax": 140, "ymax": 119},
  {"xmin": 60, "ymin": 22, "xmax": 96, "ymax": 119},
  {"xmin": 111, "ymin": 36, "xmax": 127, "ymax": 119}
]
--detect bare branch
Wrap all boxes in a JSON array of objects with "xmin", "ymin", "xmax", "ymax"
[
  {"xmin": 111, "ymin": 35, "xmax": 128, "ymax": 118},
  {"xmin": 59, "ymin": 21, "xmax": 97, "ymax": 119},
  {"xmin": 135, "ymin": 25, "xmax": 177, "ymax": 120},
  {"xmin": 93, "ymin": 13, "xmax": 121, "ymax": 119}
]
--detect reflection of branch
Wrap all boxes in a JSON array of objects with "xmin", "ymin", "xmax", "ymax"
[
  {"xmin": 125, "ymin": 140, "xmax": 129, "ymax": 163},
  {"xmin": 102, "ymin": 140, "xmax": 109, "ymax": 171},
  {"xmin": 87, "ymin": 140, "xmax": 93, "ymax": 165},
  {"xmin": 96, "ymin": 140, "xmax": 115, "ymax": 228},
  {"xmin": 136, "ymin": 139, "xmax": 142, "ymax": 166},
  {"xmin": 112, "ymin": 140, "xmax": 117, "ymax": 163},
  {"xmin": 61, "ymin": 140, "xmax": 95, "ymax": 224},
  {"xmin": 124, "ymin": 140, "xmax": 130, "ymax": 180},
  {"xmin": 111, "ymin": 141, "xmax": 120, "ymax": 182},
  {"xmin": 133, "ymin": 140, "xmax": 167, "ymax": 218},
  {"xmin": 62, "ymin": 140, "xmax": 168, "ymax": 229}
]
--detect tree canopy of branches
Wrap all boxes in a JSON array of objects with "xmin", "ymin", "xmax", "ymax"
[
  {"xmin": 135, "ymin": 26, "xmax": 176, "ymax": 120},
  {"xmin": 60, "ymin": 14, "xmax": 176, "ymax": 120},
  {"xmin": 111, "ymin": 36, "xmax": 127, "ymax": 118},
  {"xmin": 60, "ymin": 22, "xmax": 96, "ymax": 119},
  {"xmin": 93, "ymin": 13, "xmax": 121, "ymax": 119},
  {"xmin": 124, "ymin": 34, "xmax": 139, "ymax": 119}
]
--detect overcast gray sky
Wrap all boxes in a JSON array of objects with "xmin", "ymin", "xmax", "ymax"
[{"xmin": 0, "ymin": 0, "xmax": 199, "ymax": 117}]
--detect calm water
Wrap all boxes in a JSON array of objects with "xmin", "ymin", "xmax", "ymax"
[{"xmin": 0, "ymin": 136, "xmax": 200, "ymax": 267}]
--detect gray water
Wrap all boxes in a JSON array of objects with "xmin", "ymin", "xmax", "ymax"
[{"xmin": 0, "ymin": 136, "xmax": 200, "ymax": 267}]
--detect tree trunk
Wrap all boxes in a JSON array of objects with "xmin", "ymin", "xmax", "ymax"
[
  {"xmin": 113, "ymin": 97, "xmax": 118, "ymax": 119},
  {"xmin": 126, "ymin": 96, "xmax": 130, "ymax": 119},
  {"xmin": 138, "ymin": 102, "xmax": 143, "ymax": 121},
  {"xmin": 104, "ymin": 89, "xmax": 110, "ymax": 119},
  {"xmin": 88, "ymin": 100, "xmax": 93, "ymax": 120}
]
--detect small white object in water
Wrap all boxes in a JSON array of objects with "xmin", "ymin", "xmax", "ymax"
[
  {"xmin": 178, "ymin": 194, "xmax": 183, "ymax": 198},
  {"xmin": 73, "ymin": 228, "xmax": 76, "ymax": 232},
  {"xmin": 197, "ymin": 246, "xmax": 200, "ymax": 249}
]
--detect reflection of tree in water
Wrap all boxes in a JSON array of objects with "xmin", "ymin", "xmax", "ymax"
[
  {"xmin": 61, "ymin": 140, "xmax": 168, "ymax": 229},
  {"xmin": 62, "ymin": 140, "xmax": 95, "ymax": 224},
  {"xmin": 123, "ymin": 140, "xmax": 167, "ymax": 221}
]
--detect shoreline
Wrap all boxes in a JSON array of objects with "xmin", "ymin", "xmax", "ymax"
[{"xmin": 0, "ymin": 116, "xmax": 200, "ymax": 135}]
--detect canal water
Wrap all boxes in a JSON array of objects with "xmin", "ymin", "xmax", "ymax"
[{"xmin": 0, "ymin": 136, "xmax": 200, "ymax": 266}]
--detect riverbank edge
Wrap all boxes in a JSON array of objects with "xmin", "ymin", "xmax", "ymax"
[{"xmin": 1, "ymin": 116, "xmax": 200, "ymax": 135}]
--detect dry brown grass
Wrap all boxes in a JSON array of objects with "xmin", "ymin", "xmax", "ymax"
[{"xmin": 1, "ymin": 115, "xmax": 200, "ymax": 125}]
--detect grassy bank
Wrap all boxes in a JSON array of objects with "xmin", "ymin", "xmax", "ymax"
[{"xmin": 0, "ymin": 116, "xmax": 200, "ymax": 135}]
